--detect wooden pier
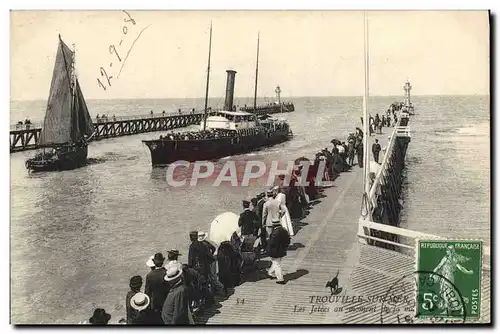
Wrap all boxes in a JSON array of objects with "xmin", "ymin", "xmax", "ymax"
[
  {"xmin": 194, "ymin": 121, "xmax": 490, "ymax": 324},
  {"xmin": 195, "ymin": 131, "xmax": 401, "ymax": 324},
  {"xmin": 10, "ymin": 104, "xmax": 296, "ymax": 153},
  {"xmin": 10, "ymin": 112, "xmax": 205, "ymax": 153}
]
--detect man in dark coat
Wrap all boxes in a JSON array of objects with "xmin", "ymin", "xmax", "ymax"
[
  {"xmin": 238, "ymin": 200, "xmax": 260, "ymax": 237},
  {"xmin": 356, "ymin": 140, "xmax": 364, "ymax": 168},
  {"xmin": 145, "ymin": 253, "xmax": 170, "ymax": 315},
  {"xmin": 188, "ymin": 231, "xmax": 214, "ymax": 280},
  {"xmin": 266, "ymin": 221, "xmax": 291, "ymax": 285},
  {"xmin": 255, "ymin": 193, "xmax": 266, "ymax": 222},
  {"xmin": 372, "ymin": 139, "xmax": 382, "ymax": 164},
  {"xmin": 126, "ymin": 275, "xmax": 143, "ymax": 324},
  {"xmin": 256, "ymin": 192, "xmax": 268, "ymax": 248},
  {"xmin": 347, "ymin": 140, "xmax": 356, "ymax": 166},
  {"xmin": 162, "ymin": 265, "xmax": 194, "ymax": 325}
]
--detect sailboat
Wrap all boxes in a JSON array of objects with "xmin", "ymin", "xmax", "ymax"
[
  {"xmin": 143, "ymin": 27, "xmax": 293, "ymax": 166},
  {"xmin": 25, "ymin": 35, "xmax": 95, "ymax": 172}
]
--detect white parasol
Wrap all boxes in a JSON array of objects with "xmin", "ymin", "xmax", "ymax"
[{"xmin": 209, "ymin": 212, "xmax": 240, "ymax": 246}]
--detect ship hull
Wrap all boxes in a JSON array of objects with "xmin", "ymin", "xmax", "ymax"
[
  {"xmin": 25, "ymin": 144, "xmax": 88, "ymax": 172},
  {"xmin": 143, "ymin": 129, "xmax": 292, "ymax": 166}
]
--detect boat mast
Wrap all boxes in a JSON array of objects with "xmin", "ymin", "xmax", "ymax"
[
  {"xmin": 202, "ymin": 22, "xmax": 213, "ymax": 131},
  {"xmin": 362, "ymin": 12, "xmax": 371, "ymax": 207},
  {"xmin": 253, "ymin": 31, "xmax": 260, "ymax": 113}
]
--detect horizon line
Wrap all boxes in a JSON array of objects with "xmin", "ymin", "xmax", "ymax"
[{"xmin": 10, "ymin": 93, "xmax": 490, "ymax": 103}]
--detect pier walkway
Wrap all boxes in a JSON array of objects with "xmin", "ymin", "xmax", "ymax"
[
  {"xmin": 196, "ymin": 132, "xmax": 398, "ymax": 324},
  {"xmin": 195, "ymin": 127, "xmax": 491, "ymax": 324}
]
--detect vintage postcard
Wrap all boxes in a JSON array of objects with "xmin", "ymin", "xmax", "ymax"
[{"xmin": 9, "ymin": 10, "xmax": 490, "ymax": 325}]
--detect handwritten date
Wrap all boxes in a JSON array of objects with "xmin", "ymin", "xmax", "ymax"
[{"xmin": 97, "ymin": 10, "xmax": 137, "ymax": 91}]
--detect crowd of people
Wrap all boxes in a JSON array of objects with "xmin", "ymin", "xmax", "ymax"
[
  {"xmin": 82, "ymin": 102, "xmax": 404, "ymax": 325},
  {"xmin": 82, "ymin": 125, "xmax": 370, "ymax": 325},
  {"xmin": 15, "ymin": 118, "xmax": 32, "ymax": 129},
  {"xmin": 361, "ymin": 108, "xmax": 399, "ymax": 137},
  {"xmin": 159, "ymin": 128, "xmax": 233, "ymax": 141},
  {"xmin": 95, "ymin": 114, "xmax": 115, "ymax": 122},
  {"xmin": 94, "ymin": 108, "xmax": 199, "ymax": 124},
  {"xmin": 83, "ymin": 219, "xmax": 293, "ymax": 325},
  {"xmin": 156, "ymin": 119, "xmax": 289, "ymax": 142}
]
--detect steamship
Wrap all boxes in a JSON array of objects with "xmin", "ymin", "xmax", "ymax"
[
  {"xmin": 142, "ymin": 28, "xmax": 293, "ymax": 166},
  {"xmin": 143, "ymin": 70, "xmax": 293, "ymax": 166}
]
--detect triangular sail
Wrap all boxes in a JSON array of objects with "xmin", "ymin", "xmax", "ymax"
[
  {"xmin": 40, "ymin": 37, "xmax": 94, "ymax": 146},
  {"xmin": 73, "ymin": 79, "xmax": 94, "ymax": 140}
]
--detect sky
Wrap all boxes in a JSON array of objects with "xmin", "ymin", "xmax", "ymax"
[{"xmin": 10, "ymin": 10, "xmax": 490, "ymax": 100}]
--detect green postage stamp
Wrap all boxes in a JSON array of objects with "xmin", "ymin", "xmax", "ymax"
[{"xmin": 416, "ymin": 239, "xmax": 482, "ymax": 320}]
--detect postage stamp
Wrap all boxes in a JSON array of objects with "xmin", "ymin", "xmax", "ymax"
[{"xmin": 416, "ymin": 239, "xmax": 482, "ymax": 320}]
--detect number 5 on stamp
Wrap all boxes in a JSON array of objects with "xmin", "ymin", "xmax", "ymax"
[{"xmin": 416, "ymin": 239, "xmax": 482, "ymax": 320}]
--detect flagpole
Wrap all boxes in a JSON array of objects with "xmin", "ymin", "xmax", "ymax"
[
  {"xmin": 362, "ymin": 12, "xmax": 371, "ymax": 209},
  {"xmin": 253, "ymin": 31, "xmax": 260, "ymax": 113},
  {"xmin": 203, "ymin": 22, "xmax": 213, "ymax": 131}
]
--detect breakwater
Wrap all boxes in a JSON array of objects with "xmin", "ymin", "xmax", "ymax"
[
  {"xmin": 239, "ymin": 102, "xmax": 295, "ymax": 115},
  {"xmin": 10, "ymin": 113, "xmax": 204, "ymax": 153}
]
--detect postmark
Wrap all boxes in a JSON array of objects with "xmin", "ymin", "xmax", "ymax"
[
  {"xmin": 416, "ymin": 239, "xmax": 482, "ymax": 320},
  {"xmin": 380, "ymin": 270, "xmax": 466, "ymax": 324}
]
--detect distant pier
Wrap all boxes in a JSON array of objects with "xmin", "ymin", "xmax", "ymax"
[
  {"xmin": 9, "ymin": 112, "xmax": 203, "ymax": 153},
  {"xmin": 239, "ymin": 102, "xmax": 295, "ymax": 115},
  {"xmin": 10, "ymin": 104, "xmax": 295, "ymax": 153}
]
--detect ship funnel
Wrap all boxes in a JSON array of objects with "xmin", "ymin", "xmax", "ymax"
[{"xmin": 224, "ymin": 70, "xmax": 237, "ymax": 111}]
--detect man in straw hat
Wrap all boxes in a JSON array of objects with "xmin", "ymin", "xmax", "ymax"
[
  {"xmin": 188, "ymin": 231, "xmax": 214, "ymax": 281},
  {"xmin": 162, "ymin": 263, "xmax": 195, "ymax": 325},
  {"xmin": 145, "ymin": 253, "xmax": 170, "ymax": 316},
  {"xmin": 130, "ymin": 292, "xmax": 162, "ymax": 324},
  {"xmin": 165, "ymin": 249, "xmax": 181, "ymax": 271},
  {"xmin": 126, "ymin": 275, "xmax": 143, "ymax": 324},
  {"xmin": 266, "ymin": 220, "xmax": 291, "ymax": 285}
]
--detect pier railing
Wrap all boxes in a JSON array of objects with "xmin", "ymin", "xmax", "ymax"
[
  {"xmin": 9, "ymin": 111, "xmax": 205, "ymax": 131},
  {"xmin": 358, "ymin": 116, "xmax": 490, "ymax": 272},
  {"xmin": 9, "ymin": 103, "xmax": 295, "ymax": 132},
  {"xmin": 357, "ymin": 218, "xmax": 491, "ymax": 271},
  {"xmin": 368, "ymin": 125, "xmax": 410, "ymax": 208}
]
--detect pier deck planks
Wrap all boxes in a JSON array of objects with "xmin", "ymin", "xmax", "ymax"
[{"xmin": 196, "ymin": 133, "xmax": 394, "ymax": 324}]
